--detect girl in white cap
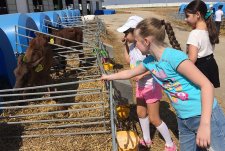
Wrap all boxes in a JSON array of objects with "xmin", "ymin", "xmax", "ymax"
[{"xmin": 116, "ymin": 16, "xmax": 176, "ymax": 150}]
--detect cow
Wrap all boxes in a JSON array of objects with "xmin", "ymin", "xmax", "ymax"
[
  {"xmin": 14, "ymin": 33, "xmax": 54, "ymax": 88},
  {"xmin": 49, "ymin": 27, "xmax": 84, "ymax": 71}
]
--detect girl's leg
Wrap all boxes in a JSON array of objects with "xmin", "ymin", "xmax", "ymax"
[
  {"xmin": 147, "ymin": 102, "xmax": 174, "ymax": 148},
  {"xmin": 137, "ymin": 99, "xmax": 151, "ymax": 143}
]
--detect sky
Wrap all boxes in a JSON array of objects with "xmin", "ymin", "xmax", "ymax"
[{"xmin": 102, "ymin": 0, "xmax": 223, "ymax": 6}]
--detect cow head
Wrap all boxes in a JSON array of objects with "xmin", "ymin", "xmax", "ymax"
[
  {"xmin": 14, "ymin": 33, "xmax": 49, "ymax": 88},
  {"xmin": 14, "ymin": 55, "xmax": 29, "ymax": 88}
]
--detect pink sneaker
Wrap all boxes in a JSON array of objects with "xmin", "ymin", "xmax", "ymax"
[
  {"xmin": 165, "ymin": 142, "xmax": 177, "ymax": 151},
  {"xmin": 139, "ymin": 138, "xmax": 152, "ymax": 148}
]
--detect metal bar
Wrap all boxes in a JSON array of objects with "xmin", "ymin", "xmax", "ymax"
[
  {"xmin": 1, "ymin": 106, "xmax": 108, "ymax": 119},
  {"xmin": 0, "ymin": 79, "xmax": 100, "ymax": 92},
  {"xmin": 0, "ymin": 91, "xmax": 102, "ymax": 105},
  {"xmin": 69, "ymin": 65, "xmax": 98, "ymax": 70},
  {"xmin": 17, "ymin": 25, "xmax": 86, "ymax": 46},
  {"xmin": 27, "ymin": 121, "xmax": 110, "ymax": 130},
  {"xmin": 2, "ymin": 131, "xmax": 110, "ymax": 138},
  {"xmin": 0, "ymin": 88, "xmax": 101, "ymax": 97},
  {"xmin": 15, "ymin": 43, "xmax": 29, "ymax": 48},
  {"xmin": 77, "ymin": 75, "xmax": 100, "ymax": 79},
  {"xmin": 65, "ymin": 56, "xmax": 96, "ymax": 61},
  {"xmin": 16, "ymin": 33, "xmax": 33, "ymax": 39},
  {"xmin": 100, "ymin": 89, "xmax": 106, "ymax": 129},
  {"xmin": 6, "ymin": 116, "xmax": 105, "ymax": 125},
  {"xmin": 0, "ymin": 101, "xmax": 104, "ymax": 110},
  {"xmin": 109, "ymin": 81, "xmax": 117, "ymax": 151},
  {"xmin": 15, "ymin": 26, "xmax": 18, "ymax": 54}
]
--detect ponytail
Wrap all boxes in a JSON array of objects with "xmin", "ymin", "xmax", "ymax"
[
  {"xmin": 162, "ymin": 20, "xmax": 182, "ymax": 50},
  {"xmin": 205, "ymin": 15, "xmax": 219, "ymax": 44}
]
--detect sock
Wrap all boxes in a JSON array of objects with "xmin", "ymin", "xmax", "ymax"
[
  {"xmin": 139, "ymin": 116, "xmax": 151, "ymax": 142},
  {"xmin": 156, "ymin": 121, "xmax": 173, "ymax": 147}
]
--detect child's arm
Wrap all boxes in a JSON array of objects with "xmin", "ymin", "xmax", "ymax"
[
  {"xmin": 187, "ymin": 44, "xmax": 198, "ymax": 63},
  {"xmin": 133, "ymin": 71, "xmax": 151, "ymax": 81},
  {"xmin": 177, "ymin": 59, "xmax": 214, "ymax": 148},
  {"xmin": 101, "ymin": 64, "xmax": 147, "ymax": 81}
]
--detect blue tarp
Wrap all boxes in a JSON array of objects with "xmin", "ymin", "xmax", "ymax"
[
  {"xmin": 178, "ymin": 4, "xmax": 187, "ymax": 14},
  {"xmin": 94, "ymin": 9, "xmax": 116, "ymax": 15}
]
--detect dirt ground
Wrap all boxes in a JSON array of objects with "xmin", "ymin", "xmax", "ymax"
[{"xmin": 98, "ymin": 7, "xmax": 225, "ymax": 151}]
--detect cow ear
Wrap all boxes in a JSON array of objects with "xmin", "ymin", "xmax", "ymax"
[
  {"xmin": 17, "ymin": 55, "xmax": 23, "ymax": 64},
  {"xmin": 35, "ymin": 32, "xmax": 40, "ymax": 37}
]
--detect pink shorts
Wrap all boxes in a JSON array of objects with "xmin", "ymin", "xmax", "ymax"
[{"xmin": 136, "ymin": 83, "xmax": 162, "ymax": 104}]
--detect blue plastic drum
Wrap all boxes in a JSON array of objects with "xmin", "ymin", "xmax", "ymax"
[
  {"xmin": 45, "ymin": 11, "xmax": 62, "ymax": 28},
  {"xmin": 27, "ymin": 12, "xmax": 52, "ymax": 33},
  {"xmin": 0, "ymin": 28, "xmax": 17, "ymax": 88},
  {"xmin": 0, "ymin": 13, "xmax": 38, "ymax": 54}
]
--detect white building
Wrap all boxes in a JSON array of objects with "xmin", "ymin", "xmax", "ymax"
[{"xmin": 0, "ymin": 0, "xmax": 104, "ymax": 15}]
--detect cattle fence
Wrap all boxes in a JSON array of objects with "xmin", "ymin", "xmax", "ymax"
[{"xmin": 0, "ymin": 17, "xmax": 117, "ymax": 151}]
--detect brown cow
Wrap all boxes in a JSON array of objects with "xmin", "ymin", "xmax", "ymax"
[
  {"xmin": 14, "ymin": 33, "xmax": 53, "ymax": 88},
  {"xmin": 50, "ymin": 27, "xmax": 84, "ymax": 70}
]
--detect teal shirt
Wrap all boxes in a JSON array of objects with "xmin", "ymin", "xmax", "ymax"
[{"xmin": 142, "ymin": 47, "xmax": 217, "ymax": 119}]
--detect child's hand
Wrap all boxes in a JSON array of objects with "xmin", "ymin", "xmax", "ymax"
[
  {"xmin": 133, "ymin": 75, "xmax": 143, "ymax": 82},
  {"xmin": 100, "ymin": 74, "xmax": 111, "ymax": 81},
  {"xmin": 196, "ymin": 123, "xmax": 211, "ymax": 149},
  {"xmin": 122, "ymin": 37, "xmax": 126, "ymax": 43},
  {"xmin": 121, "ymin": 38, "xmax": 127, "ymax": 45}
]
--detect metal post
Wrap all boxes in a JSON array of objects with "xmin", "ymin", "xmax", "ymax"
[{"xmin": 110, "ymin": 81, "xmax": 117, "ymax": 151}]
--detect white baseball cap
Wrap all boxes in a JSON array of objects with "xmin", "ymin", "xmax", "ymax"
[{"xmin": 117, "ymin": 15, "xmax": 143, "ymax": 33}]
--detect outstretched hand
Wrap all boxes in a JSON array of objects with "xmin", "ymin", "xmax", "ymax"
[
  {"xmin": 100, "ymin": 74, "xmax": 112, "ymax": 81},
  {"xmin": 132, "ymin": 75, "xmax": 143, "ymax": 82}
]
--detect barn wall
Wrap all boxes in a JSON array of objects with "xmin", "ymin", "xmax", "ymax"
[
  {"xmin": 6, "ymin": 0, "xmax": 17, "ymax": 14},
  {"xmin": 6, "ymin": 0, "xmax": 103, "ymax": 15},
  {"xmin": 16, "ymin": 0, "xmax": 28, "ymax": 13},
  {"xmin": 81, "ymin": 0, "xmax": 88, "ymax": 15},
  {"xmin": 43, "ymin": 0, "xmax": 54, "ymax": 11}
]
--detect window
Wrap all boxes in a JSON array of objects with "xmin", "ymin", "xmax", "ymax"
[
  {"xmin": 65, "ymin": 0, "xmax": 73, "ymax": 9},
  {"xmin": 96, "ymin": 1, "xmax": 99, "ymax": 10},
  {"xmin": 0, "ymin": 0, "xmax": 7, "ymax": 15},
  {"xmin": 53, "ymin": 0, "xmax": 63, "ymax": 10},
  {"xmin": 33, "ymin": 0, "xmax": 43, "ymax": 12}
]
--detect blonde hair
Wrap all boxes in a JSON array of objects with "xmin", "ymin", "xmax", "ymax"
[{"xmin": 136, "ymin": 18, "xmax": 181, "ymax": 50}]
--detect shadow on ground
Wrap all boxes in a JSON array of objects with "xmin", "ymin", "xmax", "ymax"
[{"xmin": 0, "ymin": 123, "xmax": 24, "ymax": 151}]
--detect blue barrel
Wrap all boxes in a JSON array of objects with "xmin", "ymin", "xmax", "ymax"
[
  {"xmin": 71, "ymin": 9, "xmax": 80, "ymax": 17},
  {"xmin": 63, "ymin": 9, "xmax": 73, "ymax": 23},
  {"xmin": 52, "ymin": 10, "xmax": 67, "ymax": 27},
  {"xmin": 60, "ymin": 10, "xmax": 68, "ymax": 25},
  {"xmin": 0, "ymin": 13, "xmax": 38, "ymax": 54},
  {"xmin": 66, "ymin": 9, "xmax": 73, "ymax": 18},
  {"xmin": 27, "ymin": 12, "xmax": 52, "ymax": 33},
  {"xmin": 0, "ymin": 28, "xmax": 17, "ymax": 88},
  {"xmin": 45, "ymin": 11, "xmax": 62, "ymax": 28},
  {"xmin": 71, "ymin": 9, "xmax": 81, "ymax": 24}
]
